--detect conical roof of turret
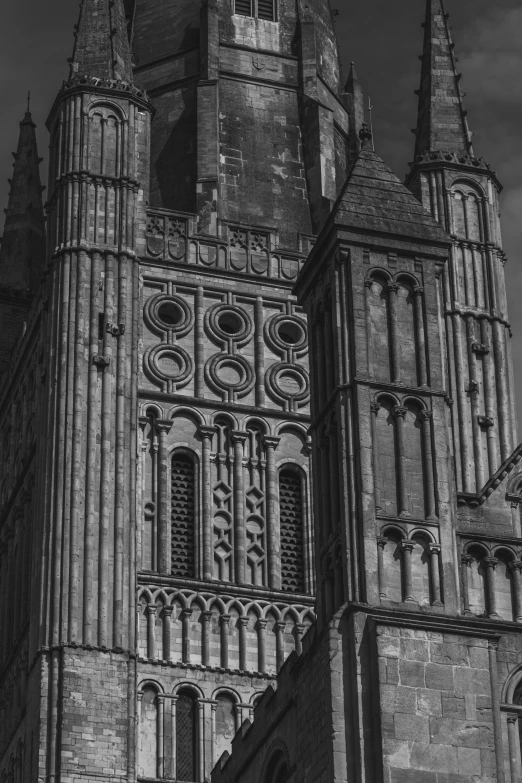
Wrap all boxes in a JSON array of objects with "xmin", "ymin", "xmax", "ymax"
[
  {"xmin": 413, "ymin": 0, "xmax": 473, "ymax": 157},
  {"xmin": 0, "ymin": 109, "xmax": 46, "ymax": 292},
  {"xmin": 332, "ymin": 130, "xmax": 450, "ymax": 243},
  {"xmin": 70, "ymin": 0, "xmax": 133, "ymax": 82}
]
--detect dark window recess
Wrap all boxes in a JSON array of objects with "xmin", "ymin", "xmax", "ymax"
[
  {"xmin": 171, "ymin": 454, "xmax": 195, "ymax": 578},
  {"xmin": 235, "ymin": 0, "xmax": 253, "ymax": 16},
  {"xmin": 258, "ymin": 0, "xmax": 276, "ymax": 20},
  {"xmin": 176, "ymin": 692, "xmax": 197, "ymax": 782},
  {"xmin": 279, "ymin": 469, "xmax": 305, "ymax": 593}
]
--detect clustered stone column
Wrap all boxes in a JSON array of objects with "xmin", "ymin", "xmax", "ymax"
[{"xmin": 199, "ymin": 425, "xmax": 217, "ymax": 581}]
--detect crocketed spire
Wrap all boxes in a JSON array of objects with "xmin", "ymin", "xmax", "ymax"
[
  {"xmin": 70, "ymin": 0, "xmax": 133, "ymax": 82},
  {"xmin": 413, "ymin": 0, "xmax": 473, "ymax": 157},
  {"xmin": 0, "ymin": 109, "xmax": 45, "ymax": 292}
]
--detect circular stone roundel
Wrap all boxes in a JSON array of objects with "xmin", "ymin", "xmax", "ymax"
[
  {"xmin": 144, "ymin": 293, "xmax": 193, "ymax": 337},
  {"xmin": 205, "ymin": 303, "xmax": 253, "ymax": 346},
  {"xmin": 145, "ymin": 344, "xmax": 193, "ymax": 386},
  {"xmin": 205, "ymin": 353, "xmax": 255, "ymax": 397},
  {"xmin": 265, "ymin": 313, "xmax": 307, "ymax": 354},
  {"xmin": 265, "ymin": 362, "xmax": 310, "ymax": 406}
]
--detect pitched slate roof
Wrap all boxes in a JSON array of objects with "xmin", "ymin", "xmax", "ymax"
[{"xmin": 332, "ymin": 143, "xmax": 451, "ymax": 244}]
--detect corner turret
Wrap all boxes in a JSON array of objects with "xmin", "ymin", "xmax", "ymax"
[{"xmin": 408, "ymin": 0, "xmax": 518, "ymax": 496}]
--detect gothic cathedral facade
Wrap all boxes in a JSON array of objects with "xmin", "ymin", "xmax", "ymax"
[{"xmin": 0, "ymin": 1, "xmax": 521, "ymax": 782}]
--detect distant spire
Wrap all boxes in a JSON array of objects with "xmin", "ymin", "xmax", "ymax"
[
  {"xmin": 344, "ymin": 62, "xmax": 365, "ymax": 164},
  {"xmin": 69, "ymin": 0, "xmax": 133, "ymax": 82},
  {"xmin": 0, "ymin": 108, "xmax": 45, "ymax": 292},
  {"xmin": 413, "ymin": 0, "xmax": 473, "ymax": 157}
]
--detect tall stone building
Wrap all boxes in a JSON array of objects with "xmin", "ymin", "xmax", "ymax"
[{"xmin": 0, "ymin": 0, "xmax": 520, "ymax": 782}]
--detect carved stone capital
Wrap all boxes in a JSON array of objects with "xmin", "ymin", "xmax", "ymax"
[
  {"xmin": 483, "ymin": 556, "xmax": 498, "ymax": 570},
  {"xmin": 262, "ymin": 436, "xmax": 281, "ymax": 451},
  {"xmin": 92, "ymin": 354, "xmax": 110, "ymax": 368},
  {"xmin": 156, "ymin": 418, "xmax": 174, "ymax": 434},
  {"xmin": 399, "ymin": 539, "xmax": 416, "ymax": 554},
  {"xmin": 231, "ymin": 430, "xmax": 249, "ymax": 445},
  {"xmin": 198, "ymin": 425, "xmax": 217, "ymax": 441},
  {"xmin": 393, "ymin": 406, "xmax": 408, "ymax": 419}
]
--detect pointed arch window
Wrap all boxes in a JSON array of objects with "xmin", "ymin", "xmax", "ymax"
[
  {"xmin": 176, "ymin": 690, "xmax": 197, "ymax": 782},
  {"xmin": 279, "ymin": 467, "xmax": 305, "ymax": 593},
  {"xmin": 171, "ymin": 453, "xmax": 196, "ymax": 577}
]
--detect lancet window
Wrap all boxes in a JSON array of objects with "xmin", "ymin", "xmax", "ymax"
[
  {"xmin": 365, "ymin": 273, "xmax": 427, "ymax": 388},
  {"xmin": 176, "ymin": 690, "xmax": 198, "ymax": 782},
  {"xmin": 450, "ymin": 183, "xmax": 490, "ymax": 308},
  {"xmin": 171, "ymin": 453, "xmax": 196, "ymax": 578},
  {"xmin": 279, "ymin": 468, "xmax": 305, "ymax": 594},
  {"xmin": 372, "ymin": 397, "xmax": 436, "ymax": 521}
]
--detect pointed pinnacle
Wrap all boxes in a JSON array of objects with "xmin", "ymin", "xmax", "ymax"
[
  {"xmin": 413, "ymin": 0, "xmax": 473, "ymax": 157},
  {"xmin": 0, "ymin": 110, "xmax": 46, "ymax": 292},
  {"xmin": 69, "ymin": 0, "xmax": 133, "ymax": 82}
]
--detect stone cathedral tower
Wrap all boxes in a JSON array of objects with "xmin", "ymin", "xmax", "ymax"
[{"xmin": 0, "ymin": 2, "xmax": 521, "ymax": 783}]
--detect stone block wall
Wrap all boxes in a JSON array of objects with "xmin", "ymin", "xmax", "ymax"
[{"xmin": 376, "ymin": 624, "xmax": 499, "ymax": 783}]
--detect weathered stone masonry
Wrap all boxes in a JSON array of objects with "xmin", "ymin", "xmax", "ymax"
[{"xmin": 1, "ymin": 0, "xmax": 521, "ymax": 782}]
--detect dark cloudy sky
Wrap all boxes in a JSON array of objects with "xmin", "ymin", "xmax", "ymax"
[{"xmin": 1, "ymin": 0, "xmax": 520, "ymax": 419}]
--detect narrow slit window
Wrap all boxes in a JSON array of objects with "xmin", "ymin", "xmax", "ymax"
[
  {"xmin": 279, "ymin": 468, "xmax": 305, "ymax": 593},
  {"xmin": 176, "ymin": 691, "xmax": 197, "ymax": 782}
]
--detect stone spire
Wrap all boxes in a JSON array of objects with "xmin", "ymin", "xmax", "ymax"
[
  {"xmin": 343, "ymin": 62, "xmax": 365, "ymax": 164},
  {"xmin": 413, "ymin": 0, "xmax": 473, "ymax": 158},
  {"xmin": 0, "ymin": 108, "xmax": 45, "ymax": 292},
  {"xmin": 69, "ymin": 0, "xmax": 133, "ymax": 82}
]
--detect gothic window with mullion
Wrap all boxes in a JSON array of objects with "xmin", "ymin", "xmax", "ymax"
[{"xmin": 234, "ymin": 0, "xmax": 277, "ymax": 21}]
